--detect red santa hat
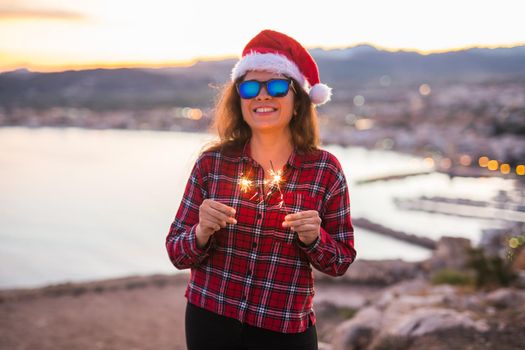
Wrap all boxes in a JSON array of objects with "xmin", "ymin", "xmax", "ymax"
[{"xmin": 231, "ymin": 29, "xmax": 332, "ymax": 105}]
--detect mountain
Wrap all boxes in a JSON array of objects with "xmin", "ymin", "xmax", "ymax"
[
  {"xmin": 315, "ymin": 45, "xmax": 525, "ymax": 87},
  {"xmin": 1, "ymin": 45, "xmax": 525, "ymax": 110}
]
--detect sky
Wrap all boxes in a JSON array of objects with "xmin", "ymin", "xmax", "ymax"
[{"xmin": 0, "ymin": 0, "xmax": 524, "ymax": 72}]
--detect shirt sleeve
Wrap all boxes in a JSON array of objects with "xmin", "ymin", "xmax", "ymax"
[
  {"xmin": 296, "ymin": 165, "xmax": 357, "ymax": 277},
  {"xmin": 165, "ymin": 155, "xmax": 214, "ymax": 270}
]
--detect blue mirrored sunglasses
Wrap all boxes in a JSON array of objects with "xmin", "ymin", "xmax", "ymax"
[{"xmin": 237, "ymin": 79, "xmax": 294, "ymax": 99}]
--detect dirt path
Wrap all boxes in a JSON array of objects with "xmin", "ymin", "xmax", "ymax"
[
  {"xmin": 0, "ymin": 274, "xmax": 190, "ymax": 350},
  {"xmin": 0, "ymin": 273, "xmax": 384, "ymax": 350}
]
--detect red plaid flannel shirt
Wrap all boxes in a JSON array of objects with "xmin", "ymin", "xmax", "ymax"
[{"xmin": 166, "ymin": 143, "xmax": 356, "ymax": 333}]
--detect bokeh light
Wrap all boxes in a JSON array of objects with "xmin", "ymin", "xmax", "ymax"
[
  {"xmin": 379, "ymin": 138, "xmax": 394, "ymax": 150},
  {"xmin": 509, "ymin": 237, "xmax": 519, "ymax": 249},
  {"xmin": 440, "ymin": 157, "xmax": 452, "ymax": 169},
  {"xmin": 345, "ymin": 113, "xmax": 357, "ymax": 125},
  {"xmin": 500, "ymin": 163, "xmax": 511, "ymax": 174},
  {"xmin": 355, "ymin": 118, "xmax": 374, "ymax": 130},
  {"xmin": 379, "ymin": 75, "xmax": 391, "ymax": 87},
  {"xmin": 353, "ymin": 95, "xmax": 365, "ymax": 106},
  {"xmin": 423, "ymin": 157, "xmax": 435, "ymax": 168},
  {"xmin": 459, "ymin": 154, "xmax": 472, "ymax": 166},
  {"xmin": 419, "ymin": 83, "xmax": 431, "ymax": 96},
  {"xmin": 478, "ymin": 156, "xmax": 489, "ymax": 167},
  {"xmin": 188, "ymin": 108, "xmax": 203, "ymax": 120},
  {"xmin": 487, "ymin": 160, "xmax": 499, "ymax": 171}
]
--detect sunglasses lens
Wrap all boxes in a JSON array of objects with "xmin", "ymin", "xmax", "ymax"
[
  {"xmin": 267, "ymin": 79, "xmax": 290, "ymax": 97},
  {"xmin": 238, "ymin": 81, "xmax": 261, "ymax": 99}
]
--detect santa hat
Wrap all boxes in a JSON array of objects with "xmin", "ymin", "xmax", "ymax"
[{"xmin": 231, "ymin": 29, "xmax": 332, "ymax": 105}]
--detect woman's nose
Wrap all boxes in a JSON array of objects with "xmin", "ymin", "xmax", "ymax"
[{"xmin": 255, "ymin": 85, "xmax": 271, "ymax": 100}]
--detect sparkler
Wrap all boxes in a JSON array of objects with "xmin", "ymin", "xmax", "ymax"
[
  {"xmin": 238, "ymin": 160, "xmax": 288, "ymax": 211},
  {"xmin": 239, "ymin": 176, "xmax": 253, "ymax": 193},
  {"xmin": 267, "ymin": 160, "xmax": 287, "ymax": 210},
  {"xmin": 266, "ymin": 160, "xmax": 283, "ymax": 190},
  {"xmin": 238, "ymin": 172, "xmax": 260, "ymax": 201}
]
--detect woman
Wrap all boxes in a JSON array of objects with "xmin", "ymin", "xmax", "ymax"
[{"xmin": 166, "ymin": 29, "xmax": 356, "ymax": 350}]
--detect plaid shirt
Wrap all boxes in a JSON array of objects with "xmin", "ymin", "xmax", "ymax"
[{"xmin": 166, "ymin": 142, "xmax": 356, "ymax": 333}]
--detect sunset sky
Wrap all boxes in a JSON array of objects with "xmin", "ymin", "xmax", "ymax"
[{"xmin": 0, "ymin": 0, "xmax": 524, "ymax": 72}]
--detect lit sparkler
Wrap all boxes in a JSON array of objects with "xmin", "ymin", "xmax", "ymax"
[
  {"xmin": 266, "ymin": 161, "xmax": 288, "ymax": 211},
  {"xmin": 266, "ymin": 162, "xmax": 283, "ymax": 189},
  {"xmin": 239, "ymin": 172, "xmax": 259, "ymax": 201},
  {"xmin": 239, "ymin": 176, "xmax": 253, "ymax": 193},
  {"xmin": 238, "ymin": 161, "xmax": 288, "ymax": 211}
]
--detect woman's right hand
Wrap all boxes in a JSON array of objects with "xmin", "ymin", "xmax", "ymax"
[{"xmin": 195, "ymin": 199, "xmax": 237, "ymax": 248}]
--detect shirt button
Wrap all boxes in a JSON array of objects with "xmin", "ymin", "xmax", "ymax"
[
  {"xmin": 252, "ymin": 242, "xmax": 257, "ymax": 248},
  {"xmin": 257, "ymin": 213, "xmax": 262, "ymax": 219}
]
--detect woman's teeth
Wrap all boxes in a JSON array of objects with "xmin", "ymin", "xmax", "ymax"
[{"xmin": 254, "ymin": 107, "xmax": 276, "ymax": 113}]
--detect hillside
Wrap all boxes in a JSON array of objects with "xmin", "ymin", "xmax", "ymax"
[{"xmin": 1, "ymin": 45, "xmax": 525, "ymax": 110}]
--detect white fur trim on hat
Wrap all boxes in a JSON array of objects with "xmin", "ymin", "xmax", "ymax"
[
  {"xmin": 231, "ymin": 52, "xmax": 307, "ymax": 89},
  {"xmin": 309, "ymin": 83, "xmax": 332, "ymax": 105}
]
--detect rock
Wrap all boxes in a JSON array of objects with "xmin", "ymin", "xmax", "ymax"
[
  {"xmin": 314, "ymin": 284, "xmax": 376, "ymax": 310},
  {"xmin": 449, "ymin": 293, "xmax": 485, "ymax": 312},
  {"xmin": 512, "ymin": 246, "xmax": 525, "ymax": 271},
  {"xmin": 485, "ymin": 288, "xmax": 525, "ymax": 308},
  {"xmin": 322, "ymin": 259, "xmax": 421, "ymax": 286},
  {"xmin": 374, "ymin": 279, "xmax": 449, "ymax": 310},
  {"xmin": 395, "ymin": 294, "xmax": 446, "ymax": 308},
  {"xmin": 326, "ymin": 276, "xmax": 525, "ymax": 350},
  {"xmin": 318, "ymin": 341, "xmax": 333, "ymax": 350},
  {"xmin": 481, "ymin": 223, "xmax": 524, "ymax": 259},
  {"xmin": 426, "ymin": 284, "xmax": 457, "ymax": 297},
  {"xmin": 331, "ymin": 307, "xmax": 382, "ymax": 350},
  {"xmin": 514, "ymin": 271, "xmax": 525, "ymax": 288},
  {"xmin": 382, "ymin": 278, "xmax": 428, "ymax": 296},
  {"xmin": 384, "ymin": 307, "xmax": 489, "ymax": 337},
  {"xmin": 367, "ymin": 307, "xmax": 490, "ymax": 350},
  {"xmin": 375, "ymin": 279, "xmax": 428, "ymax": 309},
  {"xmin": 480, "ymin": 228, "xmax": 511, "ymax": 257},
  {"xmin": 422, "ymin": 236, "xmax": 471, "ymax": 271},
  {"xmin": 331, "ymin": 304, "xmax": 490, "ymax": 350},
  {"xmin": 378, "ymin": 285, "xmax": 452, "ymax": 332}
]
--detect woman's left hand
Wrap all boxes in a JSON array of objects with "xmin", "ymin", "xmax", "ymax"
[{"xmin": 282, "ymin": 210, "xmax": 321, "ymax": 246}]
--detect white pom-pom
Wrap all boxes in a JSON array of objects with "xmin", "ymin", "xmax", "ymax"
[{"xmin": 309, "ymin": 83, "xmax": 332, "ymax": 105}]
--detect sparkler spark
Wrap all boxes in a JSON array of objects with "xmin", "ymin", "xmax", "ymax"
[
  {"xmin": 239, "ymin": 177, "xmax": 253, "ymax": 193},
  {"xmin": 267, "ymin": 160, "xmax": 283, "ymax": 188},
  {"xmin": 266, "ymin": 168, "xmax": 283, "ymax": 188}
]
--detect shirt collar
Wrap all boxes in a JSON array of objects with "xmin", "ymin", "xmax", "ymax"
[{"xmin": 240, "ymin": 140, "xmax": 303, "ymax": 169}]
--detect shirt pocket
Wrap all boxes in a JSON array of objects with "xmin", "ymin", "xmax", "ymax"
[
  {"xmin": 265, "ymin": 192, "xmax": 321, "ymax": 244},
  {"xmin": 283, "ymin": 192, "xmax": 321, "ymax": 214}
]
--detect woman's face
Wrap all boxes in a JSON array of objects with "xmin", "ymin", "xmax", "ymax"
[{"xmin": 239, "ymin": 70, "xmax": 295, "ymax": 135}]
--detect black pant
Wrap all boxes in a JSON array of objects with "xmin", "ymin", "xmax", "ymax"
[{"xmin": 185, "ymin": 302, "xmax": 318, "ymax": 350}]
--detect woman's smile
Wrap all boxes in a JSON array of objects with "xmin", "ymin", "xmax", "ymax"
[{"xmin": 253, "ymin": 106, "xmax": 278, "ymax": 114}]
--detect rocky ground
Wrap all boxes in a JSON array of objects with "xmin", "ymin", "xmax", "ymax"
[
  {"xmin": 321, "ymin": 278, "xmax": 525, "ymax": 350},
  {"xmin": 1, "ymin": 238, "xmax": 524, "ymax": 350}
]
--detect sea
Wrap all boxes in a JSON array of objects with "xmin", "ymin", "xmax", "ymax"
[{"xmin": 0, "ymin": 127, "xmax": 517, "ymax": 289}]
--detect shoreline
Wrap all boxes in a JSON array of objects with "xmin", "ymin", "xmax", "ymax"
[
  {"xmin": 0, "ymin": 258, "xmax": 421, "ymax": 295},
  {"xmin": 0, "ymin": 272, "xmax": 190, "ymax": 299}
]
